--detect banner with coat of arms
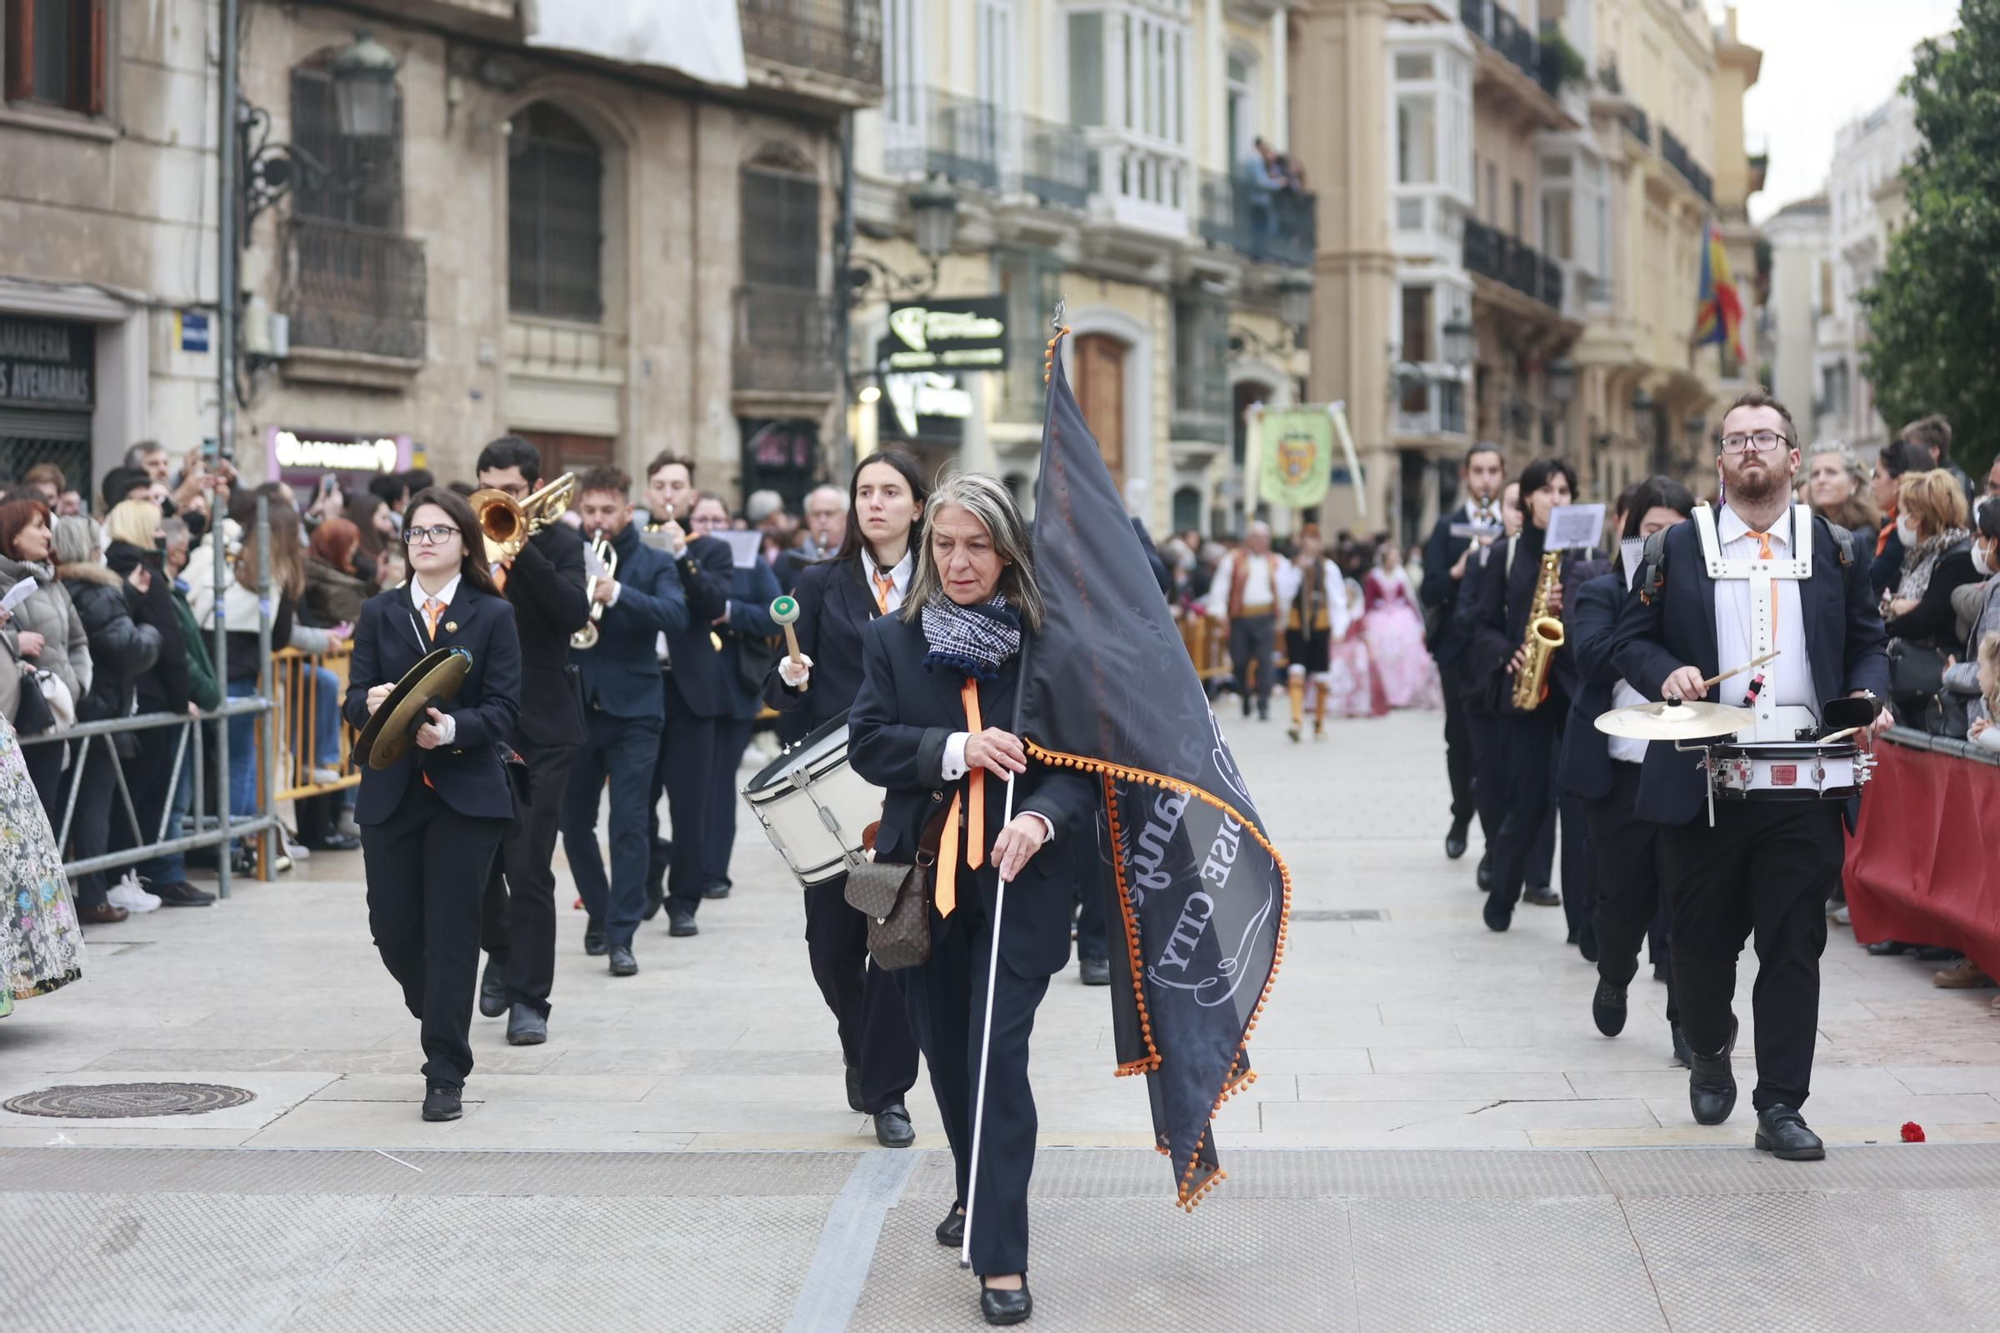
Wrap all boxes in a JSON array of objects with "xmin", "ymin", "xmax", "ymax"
[{"xmin": 1254, "ymin": 410, "xmax": 1334, "ymax": 511}]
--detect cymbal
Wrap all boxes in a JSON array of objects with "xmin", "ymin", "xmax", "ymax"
[
  {"xmin": 351, "ymin": 646, "xmax": 473, "ymax": 771},
  {"xmin": 1594, "ymin": 698, "xmax": 1756, "ymax": 741}
]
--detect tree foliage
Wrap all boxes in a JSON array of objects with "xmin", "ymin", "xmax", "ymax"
[{"xmin": 1858, "ymin": 0, "xmax": 2000, "ymax": 475}]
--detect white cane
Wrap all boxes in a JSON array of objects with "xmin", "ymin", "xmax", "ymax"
[{"xmin": 960, "ymin": 770, "xmax": 1017, "ymax": 1271}]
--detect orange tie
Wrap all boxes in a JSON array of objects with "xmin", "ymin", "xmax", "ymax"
[
  {"xmin": 933, "ymin": 679, "xmax": 987, "ymax": 918},
  {"xmin": 420, "ymin": 597, "xmax": 444, "ymax": 787},
  {"xmin": 492, "ymin": 562, "xmax": 508, "ymax": 594},
  {"xmin": 873, "ymin": 570, "xmax": 895, "ymax": 615}
]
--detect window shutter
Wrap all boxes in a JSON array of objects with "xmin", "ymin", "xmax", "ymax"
[
  {"xmin": 84, "ymin": 0, "xmax": 108, "ymax": 115},
  {"xmin": 5, "ymin": 0, "xmax": 33, "ymax": 103}
]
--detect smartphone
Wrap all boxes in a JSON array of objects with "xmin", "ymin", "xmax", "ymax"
[{"xmin": 319, "ymin": 474, "xmax": 339, "ymax": 499}]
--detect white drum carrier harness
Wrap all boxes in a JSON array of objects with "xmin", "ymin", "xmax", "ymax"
[{"xmin": 1693, "ymin": 502, "xmax": 1816, "ymax": 743}]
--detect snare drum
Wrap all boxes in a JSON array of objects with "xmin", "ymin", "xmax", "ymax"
[
  {"xmin": 1707, "ymin": 740, "xmax": 1870, "ymax": 802},
  {"xmin": 741, "ymin": 711, "xmax": 883, "ymax": 887}
]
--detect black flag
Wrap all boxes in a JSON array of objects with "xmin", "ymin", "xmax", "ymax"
[{"xmin": 1016, "ymin": 334, "xmax": 1292, "ymax": 1209}]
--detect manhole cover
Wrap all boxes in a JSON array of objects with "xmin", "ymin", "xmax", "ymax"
[
  {"xmin": 1292, "ymin": 909, "xmax": 1385, "ymax": 922},
  {"xmin": 2, "ymin": 1082, "xmax": 256, "ymax": 1119}
]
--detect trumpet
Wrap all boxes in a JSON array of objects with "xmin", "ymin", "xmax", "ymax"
[
  {"xmin": 572, "ymin": 532, "xmax": 617, "ymax": 650},
  {"xmin": 469, "ymin": 472, "xmax": 577, "ymax": 566},
  {"xmin": 1510, "ymin": 550, "xmax": 1565, "ymax": 711}
]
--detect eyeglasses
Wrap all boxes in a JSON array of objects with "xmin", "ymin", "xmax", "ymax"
[
  {"xmin": 1719, "ymin": 430, "xmax": 1788, "ymax": 455},
  {"xmin": 403, "ymin": 525, "xmax": 462, "ymax": 546}
]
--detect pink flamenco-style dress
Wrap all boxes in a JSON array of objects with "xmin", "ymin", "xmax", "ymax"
[
  {"xmin": 1361, "ymin": 566, "xmax": 1443, "ymax": 710},
  {"xmin": 1321, "ymin": 578, "xmax": 1389, "ymax": 718}
]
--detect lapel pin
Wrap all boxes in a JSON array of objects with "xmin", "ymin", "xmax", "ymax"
[{"xmin": 445, "ymin": 621, "xmax": 458, "ymax": 634}]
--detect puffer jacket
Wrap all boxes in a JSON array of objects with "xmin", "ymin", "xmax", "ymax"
[
  {"xmin": 104, "ymin": 540, "xmax": 190, "ymax": 715},
  {"xmin": 0, "ymin": 550, "xmax": 92, "ymax": 704},
  {"xmin": 59, "ymin": 561, "xmax": 160, "ymax": 742}
]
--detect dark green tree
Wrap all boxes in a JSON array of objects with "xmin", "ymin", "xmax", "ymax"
[{"xmin": 1858, "ymin": 0, "xmax": 2000, "ymax": 475}]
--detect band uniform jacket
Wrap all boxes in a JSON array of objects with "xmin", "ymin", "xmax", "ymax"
[
  {"xmin": 1610, "ymin": 513, "xmax": 1891, "ymax": 826},
  {"xmin": 763, "ymin": 555, "xmax": 882, "ymax": 736},
  {"xmin": 1558, "ymin": 571, "xmax": 1624, "ymax": 802},
  {"xmin": 714, "ymin": 556, "xmax": 783, "ymax": 720},
  {"xmin": 847, "ymin": 614, "xmax": 1096, "ymax": 979},
  {"xmin": 503, "ymin": 522, "xmax": 591, "ymax": 748},
  {"xmin": 1468, "ymin": 523, "xmax": 1582, "ymax": 716},
  {"xmin": 660, "ymin": 534, "xmax": 741, "ymax": 718},
  {"xmin": 1419, "ymin": 510, "xmax": 1477, "ymax": 668},
  {"xmin": 572, "ymin": 522, "xmax": 687, "ymax": 720},
  {"xmin": 341, "ymin": 581, "xmax": 523, "ymax": 825}
]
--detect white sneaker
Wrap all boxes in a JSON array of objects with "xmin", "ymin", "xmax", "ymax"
[
  {"xmin": 1829, "ymin": 903, "xmax": 1851, "ymax": 926},
  {"xmin": 309, "ymin": 767, "xmax": 343, "ymax": 785},
  {"xmin": 281, "ymin": 831, "xmax": 312, "ymax": 860},
  {"xmin": 108, "ymin": 878, "xmax": 162, "ymax": 913}
]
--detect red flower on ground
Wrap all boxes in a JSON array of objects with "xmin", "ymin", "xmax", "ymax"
[{"xmin": 1901, "ymin": 1121, "xmax": 1926, "ymax": 1143}]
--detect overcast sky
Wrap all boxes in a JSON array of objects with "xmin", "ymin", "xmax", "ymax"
[{"xmin": 1706, "ymin": 0, "xmax": 1963, "ymax": 221}]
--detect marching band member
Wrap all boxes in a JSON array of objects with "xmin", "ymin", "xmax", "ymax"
[
  {"xmin": 1456, "ymin": 479, "xmax": 1520, "ymax": 892},
  {"xmin": 472, "ymin": 437, "xmax": 591, "ymax": 1046},
  {"xmin": 1421, "ymin": 444, "xmax": 1505, "ymax": 859},
  {"xmin": 766, "ymin": 449, "xmax": 929, "ymax": 1148},
  {"xmin": 1561, "ymin": 477, "xmax": 1694, "ymax": 1060},
  {"xmin": 1612, "ymin": 390, "xmax": 1891, "ymax": 1160},
  {"xmin": 1276, "ymin": 527, "xmax": 1351, "ymax": 742},
  {"xmin": 848, "ymin": 472, "xmax": 1093, "ymax": 1326},
  {"xmin": 1205, "ymin": 522, "xmax": 1290, "ymax": 722},
  {"xmin": 1470, "ymin": 458, "xmax": 1580, "ymax": 932},
  {"xmin": 559, "ymin": 468, "xmax": 688, "ymax": 978},
  {"xmin": 683, "ymin": 491, "xmax": 782, "ymax": 902},
  {"xmin": 343, "ymin": 487, "xmax": 521, "ymax": 1121}
]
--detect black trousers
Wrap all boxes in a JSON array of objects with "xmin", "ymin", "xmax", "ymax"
[
  {"xmin": 110, "ymin": 724, "xmax": 179, "ymax": 864},
  {"xmin": 1487, "ymin": 711, "xmax": 1559, "ymax": 911},
  {"xmin": 804, "ymin": 876, "xmax": 920, "ymax": 1112},
  {"xmin": 562, "ymin": 710, "xmax": 662, "ymax": 948},
  {"xmin": 896, "ymin": 879, "xmax": 1049, "ymax": 1277},
  {"xmin": 1463, "ymin": 702, "xmax": 1508, "ymax": 849},
  {"xmin": 1437, "ymin": 660, "xmax": 1476, "ymax": 829},
  {"xmin": 1228, "ymin": 614, "xmax": 1277, "ymax": 716},
  {"xmin": 23, "ymin": 737, "xmax": 64, "ymax": 832},
  {"xmin": 1660, "ymin": 801, "xmax": 1843, "ymax": 1112},
  {"xmin": 64, "ymin": 737, "xmax": 123, "ymax": 910},
  {"xmin": 482, "ymin": 738, "xmax": 578, "ymax": 1018},
  {"xmin": 361, "ymin": 779, "xmax": 508, "ymax": 1084},
  {"xmin": 1528, "ymin": 803, "xmax": 1557, "ymax": 888},
  {"xmin": 1586, "ymin": 762, "xmax": 1676, "ymax": 1024},
  {"xmin": 651, "ymin": 676, "xmax": 717, "ymax": 917},
  {"xmin": 703, "ymin": 717, "xmax": 756, "ymax": 890},
  {"xmin": 1559, "ymin": 792, "xmax": 1593, "ymax": 936}
]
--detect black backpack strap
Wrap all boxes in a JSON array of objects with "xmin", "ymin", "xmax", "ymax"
[
  {"xmin": 1815, "ymin": 515, "xmax": 1856, "ymax": 567},
  {"xmin": 1638, "ymin": 529, "xmax": 1671, "ymax": 606}
]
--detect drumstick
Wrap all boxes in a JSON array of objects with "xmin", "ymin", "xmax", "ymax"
[
  {"xmin": 1816, "ymin": 725, "xmax": 1864, "ymax": 745},
  {"xmin": 770, "ymin": 595, "xmax": 809, "ymax": 692},
  {"xmin": 1701, "ymin": 649, "xmax": 1781, "ymax": 692}
]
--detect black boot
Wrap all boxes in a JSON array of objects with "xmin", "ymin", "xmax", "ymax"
[
  {"xmin": 1476, "ymin": 852, "xmax": 1493, "ymax": 893},
  {"xmin": 1591, "ymin": 980, "xmax": 1627, "ymax": 1036},
  {"xmin": 1445, "ymin": 817, "xmax": 1470, "ymax": 860}
]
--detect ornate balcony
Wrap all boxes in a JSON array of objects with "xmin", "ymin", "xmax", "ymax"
[
  {"xmin": 1660, "ymin": 128, "xmax": 1714, "ymax": 203},
  {"xmin": 739, "ymin": 0, "xmax": 882, "ymax": 93},
  {"xmin": 1463, "ymin": 217, "xmax": 1564, "ymax": 313},
  {"xmin": 1460, "ymin": 0, "xmax": 1549, "ymax": 92},
  {"xmin": 281, "ymin": 218, "xmax": 426, "ymax": 363},
  {"xmin": 1198, "ymin": 172, "xmax": 1317, "ymax": 268},
  {"xmin": 883, "ymin": 90, "xmax": 1090, "ymax": 210},
  {"xmin": 732, "ymin": 284, "xmax": 839, "ymax": 396}
]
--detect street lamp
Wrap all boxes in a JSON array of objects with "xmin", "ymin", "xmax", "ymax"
[
  {"xmin": 1545, "ymin": 357, "xmax": 1577, "ymax": 409},
  {"xmin": 238, "ymin": 30, "xmax": 401, "ymax": 231},
  {"xmin": 328, "ymin": 31, "xmax": 400, "ymax": 140},
  {"xmin": 847, "ymin": 176, "xmax": 960, "ymax": 304},
  {"xmin": 1278, "ymin": 271, "xmax": 1313, "ymax": 333},
  {"xmin": 1442, "ymin": 317, "xmax": 1475, "ymax": 372}
]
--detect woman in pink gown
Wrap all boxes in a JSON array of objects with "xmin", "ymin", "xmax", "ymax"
[
  {"xmin": 1361, "ymin": 540, "xmax": 1443, "ymax": 710},
  {"xmin": 1321, "ymin": 574, "xmax": 1389, "ymax": 719}
]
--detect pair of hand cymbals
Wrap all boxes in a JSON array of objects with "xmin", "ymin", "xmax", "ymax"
[
  {"xmin": 351, "ymin": 647, "xmax": 473, "ymax": 770},
  {"xmin": 1594, "ymin": 698, "xmax": 1756, "ymax": 741}
]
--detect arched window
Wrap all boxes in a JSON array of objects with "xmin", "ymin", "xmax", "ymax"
[
  {"xmin": 509, "ymin": 104, "xmax": 604, "ymax": 321},
  {"xmin": 290, "ymin": 51, "xmax": 404, "ymax": 228}
]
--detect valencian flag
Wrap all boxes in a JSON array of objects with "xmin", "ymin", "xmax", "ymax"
[
  {"xmin": 1694, "ymin": 220, "xmax": 1746, "ymax": 362},
  {"xmin": 1015, "ymin": 331, "xmax": 1291, "ymax": 1209}
]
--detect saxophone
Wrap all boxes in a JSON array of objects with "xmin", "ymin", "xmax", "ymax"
[{"xmin": 1510, "ymin": 550, "xmax": 1565, "ymax": 711}]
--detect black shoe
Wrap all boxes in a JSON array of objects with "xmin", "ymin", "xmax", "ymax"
[
  {"xmin": 422, "ymin": 1080, "xmax": 463, "ymax": 1122},
  {"xmin": 1866, "ymin": 939, "xmax": 1909, "ymax": 956},
  {"xmin": 702, "ymin": 880, "xmax": 732, "ymax": 900},
  {"xmin": 478, "ymin": 957, "xmax": 508, "ymax": 1018},
  {"xmin": 643, "ymin": 869, "xmax": 667, "ymax": 922},
  {"xmin": 305, "ymin": 832, "xmax": 362, "ymax": 852},
  {"xmin": 1671, "ymin": 1023, "xmax": 1694, "ymax": 1068},
  {"xmin": 980, "ymin": 1282, "xmax": 1032, "ymax": 1326},
  {"xmin": 936, "ymin": 1205, "xmax": 965, "ymax": 1248},
  {"xmin": 583, "ymin": 925, "xmax": 608, "ymax": 957},
  {"xmin": 845, "ymin": 1065, "xmax": 865, "ymax": 1114},
  {"xmin": 506, "ymin": 1003, "xmax": 548, "ymax": 1046},
  {"xmin": 1565, "ymin": 929, "xmax": 1577, "ymax": 946},
  {"xmin": 1482, "ymin": 895, "xmax": 1513, "ymax": 932},
  {"xmin": 874, "ymin": 1102, "xmax": 915, "ymax": 1148},
  {"xmin": 1686, "ymin": 1018, "xmax": 1740, "ymax": 1125},
  {"xmin": 1445, "ymin": 818, "xmax": 1469, "ymax": 860},
  {"xmin": 1913, "ymin": 945, "xmax": 1961, "ymax": 962},
  {"xmin": 1754, "ymin": 1104, "xmax": 1826, "ymax": 1161},
  {"xmin": 608, "ymin": 944, "xmax": 638, "ymax": 976},
  {"xmin": 1523, "ymin": 883, "xmax": 1561, "ymax": 908},
  {"xmin": 1592, "ymin": 980, "xmax": 1628, "ymax": 1036},
  {"xmin": 151, "ymin": 881, "xmax": 216, "ymax": 907},
  {"xmin": 1578, "ymin": 922, "xmax": 1599, "ymax": 963},
  {"xmin": 1476, "ymin": 852, "xmax": 1493, "ymax": 893},
  {"xmin": 667, "ymin": 907, "xmax": 699, "ymax": 937},
  {"xmin": 1079, "ymin": 957, "xmax": 1111, "ymax": 986}
]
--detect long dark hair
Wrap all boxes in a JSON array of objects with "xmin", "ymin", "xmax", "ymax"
[
  {"xmin": 1515, "ymin": 457, "xmax": 1578, "ymax": 531},
  {"xmin": 834, "ymin": 448, "xmax": 930, "ymax": 570},
  {"xmin": 403, "ymin": 486, "xmax": 502, "ymax": 598},
  {"xmin": 1620, "ymin": 476, "xmax": 1697, "ymax": 541}
]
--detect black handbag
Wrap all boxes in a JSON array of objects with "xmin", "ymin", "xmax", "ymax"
[
  {"xmin": 1887, "ymin": 638, "xmax": 1950, "ymax": 732},
  {"xmin": 11, "ymin": 668, "xmax": 57, "ymax": 737}
]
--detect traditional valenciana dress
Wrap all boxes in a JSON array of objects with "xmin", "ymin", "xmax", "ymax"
[
  {"xmin": 2, "ymin": 712, "xmax": 83, "ymax": 1017},
  {"xmin": 1362, "ymin": 565, "xmax": 1443, "ymax": 710},
  {"xmin": 1322, "ymin": 578, "xmax": 1389, "ymax": 718}
]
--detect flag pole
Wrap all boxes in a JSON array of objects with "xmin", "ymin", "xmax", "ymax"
[{"xmin": 960, "ymin": 771, "xmax": 1016, "ymax": 1271}]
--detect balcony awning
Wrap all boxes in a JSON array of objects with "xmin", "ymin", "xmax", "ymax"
[{"xmin": 521, "ymin": 0, "xmax": 746, "ymax": 89}]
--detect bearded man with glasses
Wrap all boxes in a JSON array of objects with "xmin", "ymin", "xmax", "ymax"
[{"xmin": 1610, "ymin": 389, "xmax": 1892, "ymax": 1162}]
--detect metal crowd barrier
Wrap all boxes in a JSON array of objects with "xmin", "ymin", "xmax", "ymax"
[{"xmin": 269, "ymin": 643, "xmax": 361, "ymax": 801}]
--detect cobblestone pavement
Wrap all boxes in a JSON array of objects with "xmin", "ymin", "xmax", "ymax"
[{"xmin": 3, "ymin": 707, "xmax": 1996, "ymax": 1329}]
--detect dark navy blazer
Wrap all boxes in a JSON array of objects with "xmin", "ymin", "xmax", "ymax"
[
  {"xmin": 714, "ymin": 555, "xmax": 783, "ymax": 721},
  {"xmin": 763, "ymin": 555, "xmax": 882, "ymax": 735},
  {"xmin": 572, "ymin": 520, "xmax": 687, "ymax": 720},
  {"xmin": 1558, "ymin": 572, "xmax": 1624, "ymax": 801},
  {"xmin": 1468, "ymin": 524, "xmax": 1583, "ymax": 717},
  {"xmin": 660, "ymin": 534, "xmax": 742, "ymax": 719},
  {"xmin": 341, "ymin": 579, "xmax": 522, "ymax": 825},
  {"xmin": 1610, "ymin": 513, "xmax": 1890, "ymax": 826},
  {"xmin": 1420, "ymin": 507, "xmax": 1478, "ymax": 668}
]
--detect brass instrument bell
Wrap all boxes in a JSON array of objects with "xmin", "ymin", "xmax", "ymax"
[{"xmin": 470, "ymin": 472, "xmax": 578, "ymax": 566}]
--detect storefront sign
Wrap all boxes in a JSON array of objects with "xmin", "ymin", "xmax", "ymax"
[
  {"xmin": 884, "ymin": 297, "xmax": 1009, "ymax": 371},
  {"xmin": 876, "ymin": 335, "xmax": 973, "ymax": 444},
  {"xmin": 0, "ymin": 316, "xmax": 94, "ymax": 410},
  {"xmin": 266, "ymin": 427, "xmax": 411, "ymax": 487}
]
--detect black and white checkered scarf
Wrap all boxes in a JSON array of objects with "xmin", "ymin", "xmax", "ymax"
[{"xmin": 919, "ymin": 592, "xmax": 1022, "ymax": 680}]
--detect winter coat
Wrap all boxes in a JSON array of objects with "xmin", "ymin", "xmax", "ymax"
[
  {"xmin": 302, "ymin": 556, "xmax": 370, "ymax": 628},
  {"xmin": 59, "ymin": 561, "xmax": 161, "ymax": 747},
  {"xmin": 0, "ymin": 550, "xmax": 92, "ymax": 705},
  {"xmin": 103, "ymin": 540, "xmax": 191, "ymax": 716}
]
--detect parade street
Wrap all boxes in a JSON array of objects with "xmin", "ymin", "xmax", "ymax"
[{"xmin": 4, "ymin": 707, "xmax": 1998, "ymax": 1330}]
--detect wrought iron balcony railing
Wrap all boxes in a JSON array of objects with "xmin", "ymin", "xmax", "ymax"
[
  {"xmin": 883, "ymin": 90, "xmax": 1090, "ymax": 210},
  {"xmin": 1660, "ymin": 127, "xmax": 1714, "ymax": 203},
  {"xmin": 739, "ymin": 0, "xmax": 882, "ymax": 89},
  {"xmin": 1460, "ymin": 0, "xmax": 1550, "ymax": 91},
  {"xmin": 1463, "ymin": 217, "xmax": 1564, "ymax": 313},
  {"xmin": 1198, "ymin": 171, "xmax": 1317, "ymax": 267},
  {"xmin": 732, "ymin": 284, "xmax": 839, "ymax": 395},
  {"xmin": 282, "ymin": 218, "xmax": 426, "ymax": 361}
]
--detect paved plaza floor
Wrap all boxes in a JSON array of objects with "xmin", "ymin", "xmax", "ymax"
[{"xmin": 4, "ymin": 708, "xmax": 1997, "ymax": 1329}]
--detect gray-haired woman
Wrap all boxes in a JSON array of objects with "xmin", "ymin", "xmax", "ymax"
[{"xmin": 848, "ymin": 472, "xmax": 1093, "ymax": 1326}]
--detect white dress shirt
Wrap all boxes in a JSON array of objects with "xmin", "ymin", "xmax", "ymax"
[
  {"xmin": 1712, "ymin": 503, "xmax": 1816, "ymax": 721},
  {"xmin": 869, "ymin": 549, "xmax": 915, "ymax": 616},
  {"xmin": 1274, "ymin": 559, "xmax": 1352, "ymax": 639},
  {"xmin": 1204, "ymin": 551, "xmax": 1288, "ymax": 618},
  {"xmin": 408, "ymin": 573, "xmax": 462, "ymax": 744}
]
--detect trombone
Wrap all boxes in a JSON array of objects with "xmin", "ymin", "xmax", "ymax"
[{"xmin": 469, "ymin": 472, "xmax": 578, "ymax": 566}]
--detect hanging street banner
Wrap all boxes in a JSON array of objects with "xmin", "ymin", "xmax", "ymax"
[
  {"xmin": 1255, "ymin": 408, "xmax": 1335, "ymax": 511},
  {"xmin": 884, "ymin": 297, "xmax": 1010, "ymax": 372}
]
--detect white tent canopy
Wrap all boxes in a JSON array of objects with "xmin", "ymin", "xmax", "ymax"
[{"xmin": 521, "ymin": 0, "xmax": 747, "ymax": 89}]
